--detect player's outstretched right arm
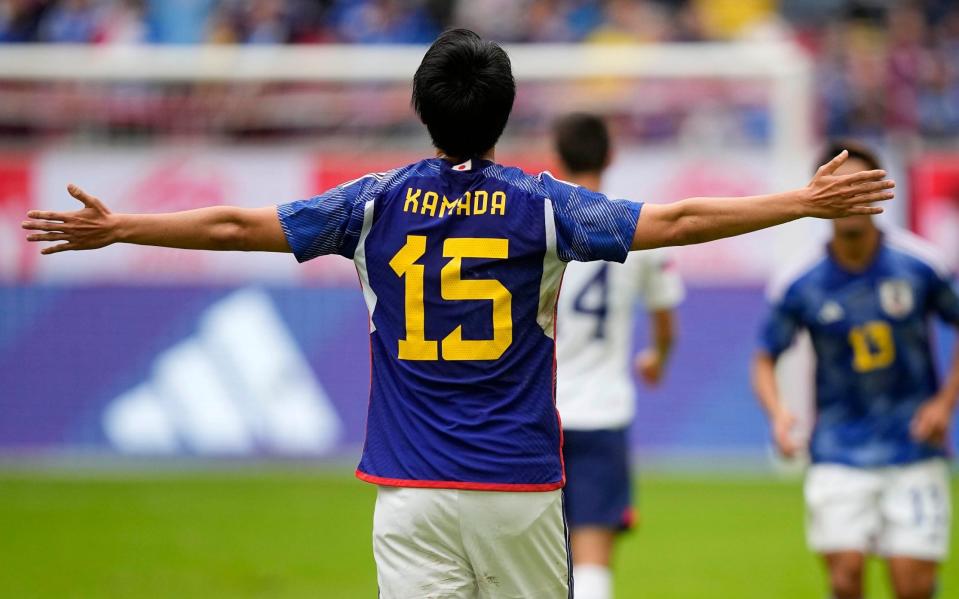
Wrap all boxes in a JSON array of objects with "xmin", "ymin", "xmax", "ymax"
[
  {"xmin": 632, "ymin": 150, "xmax": 894, "ymax": 250},
  {"xmin": 22, "ymin": 184, "xmax": 290, "ymax": 255}
]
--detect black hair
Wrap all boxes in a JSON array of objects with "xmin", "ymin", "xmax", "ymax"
[
  {"xmin": 553, "ymin": 112, "xmax": 611, "ymax": 175},
  {"xmin": 412, "ymin": 29, "xmax": 515, "ymax": 160},
  {"xmin": 816, "ymin": 139, "xmax": 883, "ymax": 173}
]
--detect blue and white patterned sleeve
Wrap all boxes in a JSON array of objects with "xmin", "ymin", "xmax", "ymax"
[
  {"xmin": 540, "ymin": 173, "xmax": 643, "ymax": 263},
  {"xmin": 759, "ymin": 286, "xmax": 803, "ymax": 358},
  {"xmin": 277, "ymin": 174, "xmax": 382, "ymax": 262}
]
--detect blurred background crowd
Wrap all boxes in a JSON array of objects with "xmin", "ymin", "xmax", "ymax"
[{"xmin": 1, "ymin": 0, "xmax": 958, "ymax": 142}]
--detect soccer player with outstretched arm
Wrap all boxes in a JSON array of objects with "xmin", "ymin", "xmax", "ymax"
[
  {"xmin": 552, "ymin": 113, "xmax": 684, "ymax": 599},
  {"xmin": 24, "ymin": 30, "xmax": 893, "ymax": 598},
  {"xmin": 752, "ymin": 142, "xmax": 958, "ymax": 599}
]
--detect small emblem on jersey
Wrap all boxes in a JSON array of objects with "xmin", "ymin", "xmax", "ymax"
[
  {"xmin": 453, "ymin": 160, "xmax": 472, "ymax": 172},
  {"xmin": 879, "ymin": 279, "xmax": 914, "ymax": 318},
  {"xmin": 818, "ymin": 300, "xmax": 845, "ymax": 324}
]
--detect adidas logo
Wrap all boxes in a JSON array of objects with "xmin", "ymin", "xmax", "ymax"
[
  {"xmin": 818, "ymin": 300, "xmax": 844, "ymax": 324},
  {"xmin": 102, "ymin": 289, "xmax": 342, "ymax": 456}
]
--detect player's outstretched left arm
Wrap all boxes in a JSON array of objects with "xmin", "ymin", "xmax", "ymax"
[
  {"xmin": 22, "ymin": 184, "xmax": 290, "ymax": 255},
  {"xmin": 911, "ymin": 334, "xmax": 959, "ymax": 446},
  {"xmin": 632, "ymin": 150, "xmax": 895, "ymax": 250}
]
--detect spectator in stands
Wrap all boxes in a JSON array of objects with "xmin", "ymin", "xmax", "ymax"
[
  {"xmin": 39, "ymin": 0, "xmax": 100, "ymax": 42},
  {"xmin": 0, "ymin": 0, "xmax": 48, "ymax": 42},
  {"xmin": 452, "ymin": 0, "xmax": 530, "ymax": 43},
  {"xmin": 145, "ymin": 0, "xmax": 215, "ymax": 44},
  {"xmin": 244, "ymin": 0, "xmax": 290, "ymax": 44},
  {"xmin": 98, "ymin": 0, "xmax": 146, "ymax": 44},
  {"xmin": 329, "ymin": 0, "xmax": 438, "ymax": 44}
]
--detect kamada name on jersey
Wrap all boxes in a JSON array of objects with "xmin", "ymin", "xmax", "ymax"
[{"xmin": 403, "ymin": 187, "xmax": 507, "ymax": 218}]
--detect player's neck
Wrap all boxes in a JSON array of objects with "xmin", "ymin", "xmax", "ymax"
[
  {"xmin": 830, "ymin": 226, "xmax": 881, "ymax": 272},
  {"xmin": 436, "ymin": 148, "xmax": 496, "ymax": 163},
  {"xmin": 564, "ymin": 172, "xmax": 603, "ymax": 193}
]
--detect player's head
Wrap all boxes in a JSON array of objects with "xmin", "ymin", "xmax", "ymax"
[
  {"xmin": 817, "ymin": 140, "xmax": 883, "ymax": 238},
  {"xmin": 553, "ymin": 112, "xmax": 612, "ymax": 179},
  {"xmin": 412, "ymin": 29, "xmax": 515, "ymax": 161}
]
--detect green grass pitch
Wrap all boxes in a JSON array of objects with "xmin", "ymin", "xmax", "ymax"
[{"xmin": 1, "ymin": 468, "xmax": 955, "ymax": 598}]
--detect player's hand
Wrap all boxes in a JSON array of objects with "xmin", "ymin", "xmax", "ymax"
[
  {"xmin": 22, "ymin": 184, "xmax": 118, "ymax": 255},
  {"xmin": 771, "ymin": 407, "xmax": 801, "ymax": 458},
  {"xmin": 802, "ymin": 150, "xmax": 895, "ymax": 219},
  {"xmin": 910, "ymin": 395, "xmax": 953, "ymax": 447},
  {"xmin": 635, "ymin": 348, "xmax": 665, "ymax": 386}
]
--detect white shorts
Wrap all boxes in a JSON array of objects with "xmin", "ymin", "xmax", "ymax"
[
  {"xmin": 805, "ymin": 459, "xmax": 951, "ymax": 561},
  {"xmin": 372, "ymin": 486, "xmax": 571, "ymax": 599}
]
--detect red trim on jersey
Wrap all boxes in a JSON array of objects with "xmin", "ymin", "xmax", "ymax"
[{"xmin": 355, "ymin": 469, "xmax": 565, "ymax": 492}]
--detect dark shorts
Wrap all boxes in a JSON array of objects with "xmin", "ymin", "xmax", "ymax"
[{"xmin": 562, "ymin": 427, "xmax": 635, "ymax": 531}]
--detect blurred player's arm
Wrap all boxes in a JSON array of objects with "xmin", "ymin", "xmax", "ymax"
[
  {"xmin": 632, "ymin": 151, "xmax": 894, "ymax": 250},
  {"xmin": 911, "ymin": 339, "xmax": 959, "ymax": 446},
  {"xmin": 636, "ymin": 309, "xmax": 675, "ymax": 386},
  {"xmin": 752, "ymin": 291, "xmax": 804, "ymax": 458},
  {"xmin": 939, "ymin": 343, "xmax": 959, "ymax": 409},
  {"xmin": 22, "ymin": 184, "xmax": 290, "ymax": 254},
  {"xmin": 911, "ymin": 276, "xmax": 959, "ymax": 445},
  {"xmin": 752, "ymin": 350, "xmax": 800, "ymax": 458},
  {"xmin": 635, "ymin": 252, "xmax": 683, "ymax": 386}
]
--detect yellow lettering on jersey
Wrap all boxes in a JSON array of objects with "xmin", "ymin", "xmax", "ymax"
[
  {"xmin": 439, "ymin": 195, "xmax": 459, "ymax": 218},
  {"xmin": 421, "ymin": 191, "xmax": 439, "ymax": 217},
  {"xmin": 403, "ymin": 188, "xmax": 506, "ymax": 218},
  {"xmin": 389, "ymin": 235, "xmax": 438, "ymax": 360},
  {"xmin": 491, "ymin": 191, "xmax": 506, "ymax": 216},
  {"xmin": 457, "ymin": 191, "xmax": 472, "ymax": 216},
  {"xmin": 389, "ymin": 235, "xmax": 513, "ymax": 362},
  {"xmin": 403, "ymin": 188, "xmax": 420, "ymax": 213},
  {"xmin": 441, "ymin": 238, "xmax": 512, "ymax": 360},
  {"xmin": 473, "ymin": 191, "xmax": 488, "ymax": 215}
]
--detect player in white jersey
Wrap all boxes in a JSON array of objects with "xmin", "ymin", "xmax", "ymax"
[{"xmin": 553, "ymin": 113, "xmax": 685, "ymax": 599}]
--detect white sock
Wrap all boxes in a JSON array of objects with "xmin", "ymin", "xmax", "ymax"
[{"xmin": 573, "ymin": 564, "xmax": 612, "ymax": 599}]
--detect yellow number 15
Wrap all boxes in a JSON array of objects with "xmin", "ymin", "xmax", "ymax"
[{"xmin": 388, "ymin": 234, "xmax": 512, "ymax": 361}]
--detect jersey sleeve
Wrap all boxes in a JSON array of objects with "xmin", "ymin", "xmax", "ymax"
[
  {"xmin": 276, "ymin": 174, "xmax": 381, "ymax": 262},
  {"xmin": 930, "ymin": 271, "xmax": 959, "ymax": 326},
  {"xmin": 759, "ymin": 285, "xmax": 804, "ymax": 358},
  {"xmin": 540, "ymin": 173, "xmax": 642, "ymax": 263},
  {"xmin": 637, "ymin": 249, "xmax": 685, "ymax": 311}
]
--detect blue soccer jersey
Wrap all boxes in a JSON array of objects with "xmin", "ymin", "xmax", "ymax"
[
  {"xmin": 760, "ymin": 229, "xmax": 959, "ymax": 467},
  {"xmin": 278, "ymin": 158, "xmax": 642, "ymax": 490}
]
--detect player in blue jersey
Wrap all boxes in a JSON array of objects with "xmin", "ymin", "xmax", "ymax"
[
  {"xmin": 553, "ymin": 113, "xmax": 684, "ymax": 599},
  {"xmin": 752, "ymin": 142, "xmax": 959, "ymax": 599},
  {"xmin": 25, "ymin": 30, "xmax": 894, "ymax": 598}
]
